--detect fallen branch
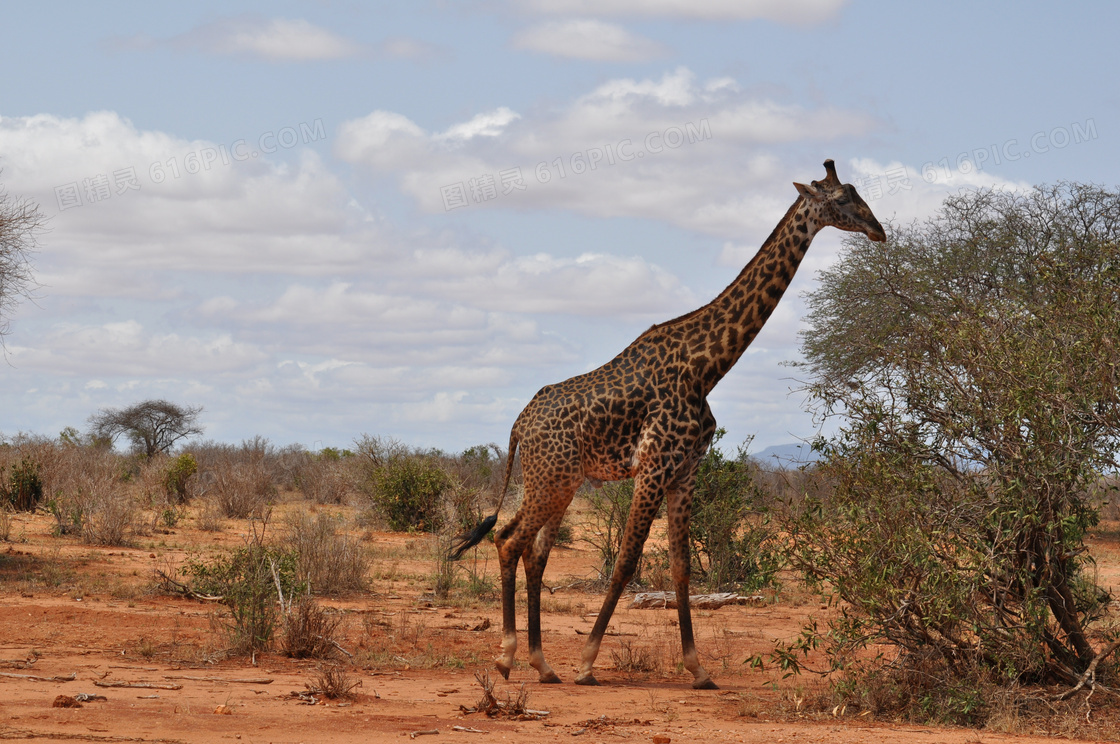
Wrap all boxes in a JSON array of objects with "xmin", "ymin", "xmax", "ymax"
[
  {"xmin": 154, "ymin": 569, "xmax": 223, "ymax": 602},
  {"xmin": 94, "ymin": 680, "xmax": 183, "ymax": 690},
  {"xmin": 451, "ymin": 725, "xmax": 486, "ymax": 733},
  {"xmin": 574, "ymin": 629, "xmax": 636, "ymax": 637},
  {"xmin": 327, "ymin": 639, "xmax": 354, "ymax": 659},
  {"xmin": 0, "ymin": 671, "xmax": 76, "ymax": 682},
  {"xmin": 1056, "ymin": 640, "xmax": 1120, "ymax": 701},
  {"xmin": 629, "ymin": 592, "xmax": 763, "ymax": 610},
  {"xmin": 163, "ymin": 675, "xmax": 273, "ymax": 684},
  {"xmin": 409, "ymin": 730, "xmax": 439, "ymax": 739}
]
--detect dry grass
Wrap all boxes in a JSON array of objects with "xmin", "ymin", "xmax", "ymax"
[
  {"xmin": 610, "ymin": 639, "xmax": 662, "ymax": 677},
  {"xmin": 306, "ymin": 663, "xmax": 361, "ymax": 699},
  {"xmin": 281, "ymin": 595, "xmax": 343, "ymax": 659}
]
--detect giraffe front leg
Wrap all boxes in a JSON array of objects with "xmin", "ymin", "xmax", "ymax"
[
  {"xmin": 576, "ymin": 480, "xmax": 661, "ymax": 686},
  {"xmin": 667, "ymin": 489, "xmax": 717, "ymax": 690}
]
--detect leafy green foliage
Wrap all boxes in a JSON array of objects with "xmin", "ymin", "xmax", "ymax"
[
  {"xmin": 1, "ymin": 456, "xmax": 43, "ymax": 511},
  {"xmin": 183, "ymin": 543, "xmax": 300, "ymax": 653},
  {"xmin": 584, "ymin": 479, "xmax": 637, "ymax": 583},
  {"xmin": 583, "ymin": 430, "xmax": 781, "ymax": 592},
  {"xmin": 163, "ymin": 452, "xmax": 197, "ymax": 503},
  {"xmin": 689, "ymin": 431, "xmax": 782, "ymax": 592},
  {"xmin": 360, "ymin": 446, "xmax": 451, "ymax": 532}
]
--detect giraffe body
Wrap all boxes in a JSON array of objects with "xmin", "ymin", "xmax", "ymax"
[{"xmin": 452, "ymin": 160, "xmax": 885, "ymax": 688}]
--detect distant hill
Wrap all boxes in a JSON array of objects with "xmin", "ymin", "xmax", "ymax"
[{"xmin": 752, "ymin": 442, "xmax": 820, "ymax": 468}]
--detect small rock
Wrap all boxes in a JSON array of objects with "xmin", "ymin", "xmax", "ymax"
[
  {"xmin": 52, "ymin": 695, "xmax": 82, "ymax": 709},
  {"xmin": 652, "ymin": 735, "xmax": 671, "ymax": 744},
  {"xmin": 214, "ymin": 704, "xmax": 233, "ymax": 715}
]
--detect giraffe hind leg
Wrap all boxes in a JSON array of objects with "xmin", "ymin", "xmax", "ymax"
[
  {"xmin": 493, "ymin": 515, "xmax": 523, "ymax": 680},
  {"xmin": 523, "ymin": 510, "xmax": 568, "ymax": 683}
]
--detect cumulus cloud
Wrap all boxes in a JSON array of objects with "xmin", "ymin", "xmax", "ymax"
[
  {"xmin": 512, "ymin": 19, "xmax": 666, "ymax": 61},
  {"xmin": 0, "ymin": 111, "xmax": 379, "ymax": 281},
  {"xmin": 512, "ymin": 0, "xmax": 848, "ymax": 24}
]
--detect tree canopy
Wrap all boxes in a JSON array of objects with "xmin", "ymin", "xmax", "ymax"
[
  {"xmin": 0, "ymin": 176, "xmax": 43, "ymax": 344},
  {"xmin": 786, "ymin": 183, "xmax": 1120, "ymax": 713},
  {"xmin": 88, "ymin": 400, "xmax": 204, "ymax": 458}
]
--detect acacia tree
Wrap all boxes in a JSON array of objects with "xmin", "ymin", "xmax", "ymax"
[
  {"xmin": 89, "ymin": 400, "xmax": 204, "ymax": 458},
  {"xmin": 786, "ymin": 183, "xmax": 1120, "ymax": 713},
  {"xmin": 0, "ymin": 175, "xmax": 43, "ymax": 344}
]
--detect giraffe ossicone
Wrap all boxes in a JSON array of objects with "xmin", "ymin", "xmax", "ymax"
[{"xmin": 451, "ymin": 159, "xmax": 886, "ymax": 689}]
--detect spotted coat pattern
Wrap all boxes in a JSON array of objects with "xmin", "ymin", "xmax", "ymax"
[{"xmin": 469, "ymin": 160, "xmax": 885, "ymax": 689}]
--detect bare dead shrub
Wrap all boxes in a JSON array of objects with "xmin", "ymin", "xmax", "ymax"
[
  {"xmin": 297, "ymin": 455, "xmax": 353, "ymax": 505},
  {"xmin": 77, "ymin": 458, "xmax": 136, "ymax": 546},
  {"xmin": 38, "ymin": 444, "xmax": 135, "ymax": 545},
  {"xmin": 282, "ymin": 511, "xmax": 369, "ymax": 595},
  {"xmin": 210, "ymin": 460, "xmax": 275, "ymax": 519}
]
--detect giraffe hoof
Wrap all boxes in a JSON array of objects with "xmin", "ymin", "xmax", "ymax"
[
  {"xmin": 539, "ymin": 671, "xmax": 562, "ymax": 684},
  {"xmin": 692, "ymin": 678, "xmax": 719, "ymax": 690},
  {"xmin": 574, "ymin": 673, "xmax": 600, "ymax": 686},
  {"xmin": 496, "ymin": 661, "xmax": 511, "ymax": 680}
]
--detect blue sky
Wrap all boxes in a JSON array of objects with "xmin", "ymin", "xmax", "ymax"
[{"xmin": 0, "ymin": 1, "xmax": 1114, "ymax": 455}]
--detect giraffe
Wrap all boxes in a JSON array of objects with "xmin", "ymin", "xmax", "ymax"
[{"xmin": 451, "ymin": 159, "xmax": 886, "ymax": 689}]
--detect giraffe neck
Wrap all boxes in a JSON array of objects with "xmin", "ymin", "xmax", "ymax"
[{"xmin": 685, "ymin": 196, "xmax": 823, "ymax": 394}]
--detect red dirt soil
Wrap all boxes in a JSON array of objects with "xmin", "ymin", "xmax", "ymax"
[{"xmin": 2, "ymin": 506, "xmax": 1119, "ymax": 743}]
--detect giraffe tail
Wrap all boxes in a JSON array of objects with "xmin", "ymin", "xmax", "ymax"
[{"xmin": 448, "ymin": 430, "xmax": 519, "ymax": 561}]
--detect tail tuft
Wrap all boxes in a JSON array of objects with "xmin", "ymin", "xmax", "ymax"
[{"xmin": 448, "ymin": 514, "xmax": 498, "ymax": 561}]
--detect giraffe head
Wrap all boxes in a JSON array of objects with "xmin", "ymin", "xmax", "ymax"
[{"xmin": 793, "ymin": 159, "xmax": 887, "ymax": 242}]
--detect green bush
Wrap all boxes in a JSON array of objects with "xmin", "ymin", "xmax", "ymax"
[
  {"xmin": 183, "ymin": 543, "xmax": 300, "ymax": 653},
  {"xmin": 163, "ymin": 453, "xmax": 198, "ymax": 503},
  {"xmin": 688, "ymin": 431, "xmax": 782, "ymax": 593},
  {"xmin": 2, "ymin": 457, "xmax": 43, "ymax": 511},
  {"xmin": 584, "ymin": 479, "xmax": 637, "ymax": 583},
  {"xmin": 364, "ymin": 454, "xmax": 451, "ymax": 532}
]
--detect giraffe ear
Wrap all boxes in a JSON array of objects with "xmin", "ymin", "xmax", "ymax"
[{"xmin": 794, "ymin": 181, "xmax": 821, "ymax": 200}]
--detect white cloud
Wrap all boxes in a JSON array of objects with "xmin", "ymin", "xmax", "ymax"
[
  {"xmin": 512, "ymin": 19, "xmax": 666, "ymax": 61},
  {"xmin": 335, "ymin": 67, "xmax": 880, "ymax": 239},
  {"xmin": 513, "ymin": 0, "xmax": 848, "ymax": 24},
  {"xmin": 8, "ymin": 321, "xmax": 267, "ymax": 377},
  {"xmin": 437, "ymin": 108, "xmax": 523, "ymax": 142},
  {"xmin": 0, "ymin": 111, "xmax": 379, "ymax": 281},
  {"xmin": 177, "ymin": 17, "xmax": 364, "ymax": 61},
  {"xmin": 416, "ymin": 250, "xmax": 693, "ymax": 317}
]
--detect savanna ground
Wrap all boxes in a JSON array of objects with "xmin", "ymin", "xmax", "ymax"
[{"xmin": 1, "ymin": 443, "xmax": 1119, "ymax": 743}]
